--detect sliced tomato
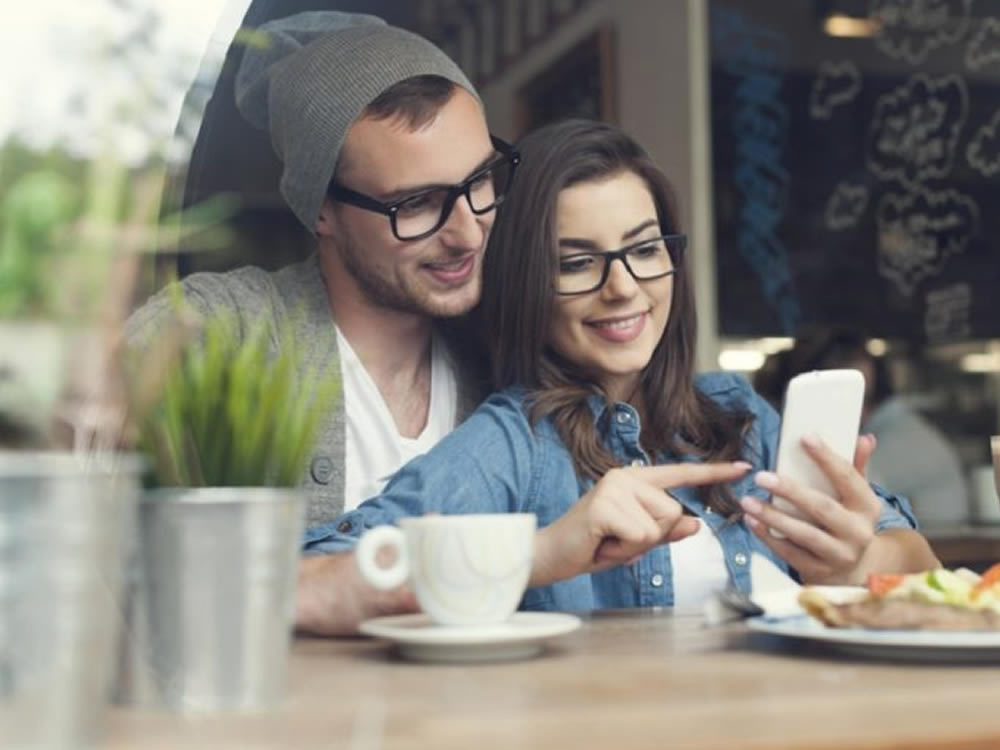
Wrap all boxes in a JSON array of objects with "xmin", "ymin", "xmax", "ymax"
[
  {"xmin": 971, "ymin": 562, "xmax": 1000, "ymax": 600},
  {"xmin": 866, "ymin": 573, "xmax": 905, "ymax": 597}
]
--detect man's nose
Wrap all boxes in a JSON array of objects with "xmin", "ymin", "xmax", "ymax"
[
  {"xmin": 438, "ymin": 193, "xmax": 487, "ymax": 250},
  {"xmin": 601, "ymin": 257, "xmax": 639, "ymax": 299}
]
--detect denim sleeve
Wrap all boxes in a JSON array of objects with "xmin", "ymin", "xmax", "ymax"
[
  {"xmin": 872, "ymin": 484, "xmax": 919, "ymax": 532},
  {"xmin": 303, "ymin": 393, "xmax": 540, "ymax": 555}
]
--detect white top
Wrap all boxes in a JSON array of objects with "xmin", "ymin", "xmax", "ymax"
[
  {"xmin": 671, "ymin": 520, "xmax": 730, "ymax": 608},
  {"xmin": 337, "ymin": 327, "xmax": 458, "ymax": 511}
]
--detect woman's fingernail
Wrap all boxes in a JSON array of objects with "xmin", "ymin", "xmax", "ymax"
[
  {"xmin": 802, "ymin": 434, "xmax": 821, "ymax": 449},
  {"xmin": 734, "ymin": 461, "xmax": 753, "ymax": 471},
  {"xmin": 755, "ymin": 471, "xmax": 778, "ymax": 489},
  {"xmin": 740, "ymin": 496, "xmax": 762, "ymax": 514},
  {"xmin": 744, "ymin": 514, "xmax": 760, "ymax": 530}
]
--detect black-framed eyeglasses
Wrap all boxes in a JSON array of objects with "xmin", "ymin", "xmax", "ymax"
[
  {"xmin": 555, "ymin": 233, "xmax": 686, "ymax": 295},
  {"xmin": 326, "ymin": 135, "xmax": 520, "ymax": 242}
]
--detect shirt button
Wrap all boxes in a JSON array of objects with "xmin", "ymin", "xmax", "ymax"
[
  {"xmin": 310, "ymin": 456, "xmax": 334, "ymax": 484},
  {"xmin": 337, "ymin": 520, "xmax": 352, "ymax": 533},
  {"xmin": 650, "ymin": 573, "xmax": 664, "ymax": 587},
  {"xmin": 733, "ymin": 552, "xmax": 748, "ymax": 567},
  {"xmin": 631, "ymin": 458, "xmax": 646, "ymax": 467},
  {"xmin": 705, "ymin": 506, "xmax": 713, "ymax": 514}
]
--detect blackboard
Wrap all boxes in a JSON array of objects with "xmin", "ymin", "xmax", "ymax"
[{"xmin": 709, "ymin": 0, "xmax": 1000, "ymax": 342}]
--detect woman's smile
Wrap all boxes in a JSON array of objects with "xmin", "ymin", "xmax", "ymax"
[{"xmin": 585, "ymin": 310, "xmax": 649, "ymax": 343}]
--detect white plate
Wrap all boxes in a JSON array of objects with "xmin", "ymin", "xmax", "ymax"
[
  {"xmin": 359, "ymin": 612, "xmax": 582, "ymax": 663},
  {"xmin": 747, "ymin": 614, "xmax": 1000, "ymax": 662}
]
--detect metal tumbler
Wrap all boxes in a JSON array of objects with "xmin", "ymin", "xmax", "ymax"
[{"xmin": 0, "ymin": 451, "xmax": 139, "ymax": 750}]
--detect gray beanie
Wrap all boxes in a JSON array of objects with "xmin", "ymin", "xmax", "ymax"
[{"xmin": 235, "ymin": 11, "xmax": 480, "ymax": 233}]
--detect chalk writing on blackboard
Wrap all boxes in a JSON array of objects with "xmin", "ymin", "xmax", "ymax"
[
  {"xmin": 876, "ymin": 187, "xmax": 979, "ymax": 296},
  {"xmin": 870, "ymin": 0, "xmax": 972, "ymax": 65},
  {"xmin": 964, "ymin": 16, "xmax": 1000, "ymax": 70},
  {"xmin": 712, "ymin": 4, "xmax": 799, "ymax": 332},
  {"xmin": 825, "ymin": 182, "xmax": 870, "ymax": 230},
  {"xmin": 866, "ymin": 74, "xmax": 968, "ymax": 188},
  {"xmin": 810, "ymin": 60, "xmax": 862, "ymax": 120},
  {"xmin": 924, "ymin": 282, "xmax": 972, "ymax": 342},
  {"xmin": 966, "ymin": 110, "xmax": 1000, "ymax": 177}
]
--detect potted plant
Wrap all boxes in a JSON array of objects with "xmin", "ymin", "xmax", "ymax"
[{"xmin": 116, "ymin": 306, "xmax": 341, "ymax": 711}]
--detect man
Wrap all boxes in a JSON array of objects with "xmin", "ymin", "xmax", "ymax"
[{"xmin": 127, "ymin": 13, "xmax": 517, "ymax": 630}]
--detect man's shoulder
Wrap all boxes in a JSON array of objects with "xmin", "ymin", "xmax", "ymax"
[{"xmin": 125, "ymin": 263, "xmax": 294, "ymax": 349}]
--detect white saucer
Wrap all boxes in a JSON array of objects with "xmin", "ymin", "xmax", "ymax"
[{"xmin": 358, "ymin": 611, "xmax": 582, "ymax": 663}]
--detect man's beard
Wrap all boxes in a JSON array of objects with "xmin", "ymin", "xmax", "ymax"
[{"xmin": 336, "ymin": 229, "xmax": 479, "ymax": 318}]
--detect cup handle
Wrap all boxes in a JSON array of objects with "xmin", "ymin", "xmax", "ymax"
[{"xmin": 355, "ymin": 525, "xmax": 409, "ymax": 590}]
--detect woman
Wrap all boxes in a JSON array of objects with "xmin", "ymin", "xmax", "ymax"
[{"xmin": 304, "ymin": 120, "xmax": 938, "ymax": 616}]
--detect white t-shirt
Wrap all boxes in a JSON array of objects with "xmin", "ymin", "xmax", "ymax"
[
  {"xmin": 670, "ymin": 520, "xmax": 730, "ymax": 608},
  {"xmin": 337, "ymin": 327, "xmax": 458, "ymax": 511}
]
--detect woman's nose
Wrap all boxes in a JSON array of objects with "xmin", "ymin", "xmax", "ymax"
[{"xmin": 601, "ymin": 257, "xmax": 639, "ymax": 299}]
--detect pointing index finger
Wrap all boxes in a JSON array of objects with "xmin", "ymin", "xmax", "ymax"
[{"xmin": 631, "ymin": 461, "xmax": 752, "ymax": 489}]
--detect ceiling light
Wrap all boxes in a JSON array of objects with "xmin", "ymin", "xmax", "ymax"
[
  {"xmin": 759, "ymin": 337, "xmax": 795, "ymax": 354},
  {"xmin": 718, "ymin": 349, "xmax": 766, "ymax": 372},
  {"xmin": 823, "ymin": 14, "xmax": 879, "ymax": 37},
  {"xmin": 959, "ymin": 352, "xmax": 1000, "ymax": 373},
  {"xmin": 866, "ymin": 338, "xmax": 888, "ymax": 357}
]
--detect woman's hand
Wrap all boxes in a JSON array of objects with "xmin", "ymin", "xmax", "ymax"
[
  {"xmin": 739, "ymin": 434, "xmax": 884, "ymax": 584},
  {"xmin": 531, "ymin": 461, "xmax": 752, "ymax": 587}
]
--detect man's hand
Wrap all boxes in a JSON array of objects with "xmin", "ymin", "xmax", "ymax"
[
  {"xmin": 530, "ymin": 461, "xmax": 752, "ymax": 587},
  {"xmin": 295, "ymin": 553, "xmax": 419, "ymax": 636}
]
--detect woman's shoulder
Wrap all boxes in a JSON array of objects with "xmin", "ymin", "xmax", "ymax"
[
  {"xmin": 465, "ymin": 386, "xmax": 563, "ymax": 440},
  {"xmin": 695, "ymin": 371, "xmax": 776, "ymax": 420},
  {"xmin": 694, "ymin": 371, "xmax": 755, "ymax": 401},
  {"xmin": 463, "ymin": 386, "xmax": 532, "ymax": 427}
]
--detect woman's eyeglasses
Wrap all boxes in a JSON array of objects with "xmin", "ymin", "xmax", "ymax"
[{"xmin": 555, "ymin": 233, "xmax": 687, "ymax": 295}]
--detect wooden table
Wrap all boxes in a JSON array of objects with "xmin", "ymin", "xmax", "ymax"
[{"xmin": 103, "ymin": 609, "xmax": 1000, "ymax": 750}]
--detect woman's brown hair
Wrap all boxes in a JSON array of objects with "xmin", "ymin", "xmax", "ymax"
[{"xmin": 480, "ymin": 119, "xmax": 753, "ymax": 516}]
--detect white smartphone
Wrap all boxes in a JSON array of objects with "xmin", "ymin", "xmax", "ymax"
[{"xmin": 770, "ymin": 369, "xmax": 866, "ymax": 533}]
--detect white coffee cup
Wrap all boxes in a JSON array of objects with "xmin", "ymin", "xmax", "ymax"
[{"xmin": 355, "ymin": 514, "xmax": 536, "ymax": 626}]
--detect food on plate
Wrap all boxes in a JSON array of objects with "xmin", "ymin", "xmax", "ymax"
[{"xmin": 799, "ymin": 563, "xmax": 1000, "ymax": 631}]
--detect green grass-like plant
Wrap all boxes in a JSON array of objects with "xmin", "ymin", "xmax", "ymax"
[{"xmin": 136, "ymin": 309, "xmax": 340, "ymax": 488}]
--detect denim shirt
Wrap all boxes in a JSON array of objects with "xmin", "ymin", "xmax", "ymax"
[{"xmin": 304, "ymin": 372, "xmax": 918, "ymax": 611}]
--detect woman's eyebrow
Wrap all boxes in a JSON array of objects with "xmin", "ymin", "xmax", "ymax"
[
  {"xmin": 621, "ymin": 219, "xmax": 659, "ymax": 241},
  {"xmin": 558, "ymin": 219, "xmax": 660, "ymax": 252},
  {"xmin": 558, "ymin": 237, "xmax": 599, "ymax": 251}
]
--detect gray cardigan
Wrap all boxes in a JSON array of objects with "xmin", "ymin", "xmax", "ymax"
[{"xmin": 126, "ymin": 254, "xmax": 481, "ymax": 526}]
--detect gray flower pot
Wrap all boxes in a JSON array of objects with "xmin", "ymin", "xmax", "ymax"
[
  {"xmin": 114, "ymin": 487, "xmax": 305, "ymax": 713},
  {"xmin": 0, "ymin": 451, "xmax": 140, "ymax": 750}
]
